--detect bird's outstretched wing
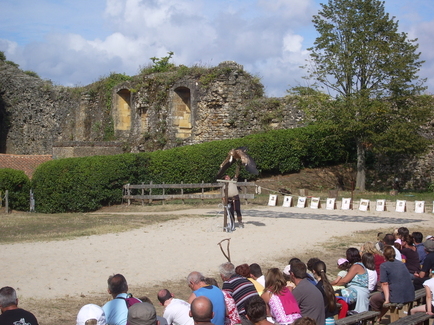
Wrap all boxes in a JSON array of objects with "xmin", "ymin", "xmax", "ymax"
[
  {"xmin": 236, "ymin": 149, "xmax": 259, "ymax": 175},
  {"xmin": 216, "ymin": 147, "xmax": 258, "ymax": 179}
]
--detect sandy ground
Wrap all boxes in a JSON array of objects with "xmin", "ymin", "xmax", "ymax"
[{"xmin": 2, "ymin": 204, "xmax": 433, "ymax": 299}]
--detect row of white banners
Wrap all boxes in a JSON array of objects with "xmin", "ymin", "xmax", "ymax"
[{"xmin": 267, "ymin": 195, "xmax": 427, "ymax": 213}]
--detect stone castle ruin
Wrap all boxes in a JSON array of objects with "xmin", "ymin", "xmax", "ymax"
[
  {"xmin": 0, "ymin": 61, "xmax": 303, "ymax": 158},
  {"xmin": 0, "ymin": 60, "xmax": 433, "ymax": 190}
]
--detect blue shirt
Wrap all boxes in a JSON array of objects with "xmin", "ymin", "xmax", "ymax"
[
  {"xmin": 194, "ymin": 286, "xmax": 225, "ymax": 325},
  {"xmin": 103, "ymin": 293, "xmax": 129, "ymax": 325}
]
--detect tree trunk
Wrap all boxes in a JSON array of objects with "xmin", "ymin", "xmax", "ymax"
[{"xmin": 356, "ymin": 140, "xmax": 366, "ymax": 191}]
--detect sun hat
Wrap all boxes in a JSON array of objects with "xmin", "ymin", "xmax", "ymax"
[
  {"xmin": 424, "ymin": 239, "xmax": 434, "ymax": 252},
  {"xmin": 76, "ymin": 304, "xmax": 106, "ymax": 325},
  {"xmin": 337, "ymin": 258, "xmax": 348, "ymax": 265},
  {"xmin": 128, "ymin": 302, "xmax": 157, "ymax": 325}
]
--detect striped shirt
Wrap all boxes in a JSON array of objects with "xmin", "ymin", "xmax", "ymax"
[{"xmin": 222, "ymin": 275, "xmax": 258, "ymax": 316}]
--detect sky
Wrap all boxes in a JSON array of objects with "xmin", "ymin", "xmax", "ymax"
[{"xmin": 0, "ymin": 0, "xmax": 433, "ymax": 97}]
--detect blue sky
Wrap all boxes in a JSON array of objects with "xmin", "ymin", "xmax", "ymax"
[{"xmin": 0, "ymin": 0, "xmax": 433, "ymax": 97}]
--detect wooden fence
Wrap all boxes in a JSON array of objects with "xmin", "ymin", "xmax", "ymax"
[{"xmin": 123, "ymin": 181, "xmax": 256, "ymax": 205}]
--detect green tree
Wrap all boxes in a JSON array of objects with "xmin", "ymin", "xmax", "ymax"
[{"xmin": 303, "ymin": 0, "xmax": 430, "ymax": 190}]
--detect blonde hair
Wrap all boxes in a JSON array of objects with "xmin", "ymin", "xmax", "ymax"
[{"xmin": 360, "ymin": 242, "xmax": 381, "ymax": 255}]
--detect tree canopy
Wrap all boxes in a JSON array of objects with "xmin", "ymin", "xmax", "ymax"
[{"xmin": 298, "ymin": 0, "xmax": 432, "ymax": 191}]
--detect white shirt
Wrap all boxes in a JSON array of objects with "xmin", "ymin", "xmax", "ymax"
[
  {"xmin": 163, "ymin": 298, "xmax": 194, "ymax": 325},
  {"xmin": 256, "ymin": 275, "xmax": 265, "ymax": 288}
]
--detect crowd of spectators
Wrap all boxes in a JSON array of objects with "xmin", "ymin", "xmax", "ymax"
[{"xmin": 1, "ymin": 228, "xmax": 433, "ymax": 325}]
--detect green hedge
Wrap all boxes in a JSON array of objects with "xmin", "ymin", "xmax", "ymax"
[
  {"xmin": 32, "ymin": 124, "xmax": 353, "ymax": 213},
  {"xmin": 0, "ymin": 168, "xmax": 31, "ymax": 211}
]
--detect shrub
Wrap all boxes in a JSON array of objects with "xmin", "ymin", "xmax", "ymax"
[
  {"xmin": 32, "ymin": 124, "xmax": 352, "ymax": 212},
  {"xmin": 0, "ymin": 168, "xmax": 31, "ymax": 211}
]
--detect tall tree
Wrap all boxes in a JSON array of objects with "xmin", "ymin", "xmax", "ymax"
[{"xmin": 303, "ymin": 0, "xmax": 429, "ymax": 190}]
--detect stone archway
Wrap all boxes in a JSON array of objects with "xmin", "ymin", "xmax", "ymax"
[
  {"xmin": 172, "ymin": 87, "xmax": 192, "ymax": 139},
  {"xmin": 114, "ymin": 89, "xmax": 131, "ymax": 131}
]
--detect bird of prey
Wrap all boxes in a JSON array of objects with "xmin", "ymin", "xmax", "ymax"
[{"xmin": 216, "ymin": 147, "xmax": 259, "ymax": 179}]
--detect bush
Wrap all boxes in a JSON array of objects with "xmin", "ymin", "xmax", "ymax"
[
  {"xmin": 0, "ymin": 168, "xmax": 31, "ymax": 211},
  {"xmin": 32, "ymin": 124, "xmax": 352, "ymax": 212},
  {"xmin": 32, "ymin": 154, "xmax": 150, "ymax": 213}
]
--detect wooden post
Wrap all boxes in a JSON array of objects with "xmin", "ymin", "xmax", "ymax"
[
  {"xmin": 141, "ymin": 182, "xmax": 144, "ymax": 206},
  {"xmin": 162, "ymin": 182, "xmax": 165, "ymax": 205},
  {"xmin": 201, "ymin": 181, "xmax": 204, "ymax": 204},
  {"xmin": 243, "ymin": 179, "xmax": 248, "ymax": 205},
  {"xmin": 5, "ymin": 190, "xmax": 9, "ymax": 213},
  {"xmin": 181, "ymin": 181, "xmax": 184, "ymax": 204},
  {"xmin": 149, "ymin": 181, "xmax": 153, "ymax": 204}
]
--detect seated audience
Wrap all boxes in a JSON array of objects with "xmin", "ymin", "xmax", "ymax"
[
  {"xmin": 414, "ymin": 239, "xmax": 434, "ymax": 290},
  {"xmin": 0, "ymin": 286, "xmax": 39, "ymax": 325},
  {"xmin": 235, "ymin": 264, "xmax": 264, "ymax": 294},
  {"xmin": 244, "ymin": 295, "xmax": 274, "ymax": 325},
  {"xmin": 293, "ymin": 316, "xmax": 317, "ymax": 325},
  {"xmin": 77, "ymin": 304, "xmax": 106, "ymax": 325},
  {"xmin": 128, "ymin": 302, "xmax": 158, "ymax": 325},
  {"xmin": 334, "ymin": 248, "xmax": 369, "ymax": 313},
  {"xmin": 383, "ymin": 234, "xmax": 402, "ymax": 262},
  {"xmin": 410, "ymin": 276, "xmax": 434, "ymax": 316},
  {"xmin": 249, "ymin": 263, "xmax": 265, "ymax": 288},
  {"xmin": 261, "ymin": 268, "xmax": 302, "ymax": 324},
  {"xmin": 330, "ymin": 258, "xmax": 350, "ymax": 291},
  {"xmin": 290, "ymin": 261, "xmax": 325, "ymax": 325},
  {"xmin": 189, "ymin": 296, "xmax": 214, "ymax": 325},
  {"xmin": 369, "ymin": 246, "xmax": 415, "ymax": 321},
  {"xmin": 401, "ymin": 235, "xmax": 421, "ymax": 277},
  {"xmin": 157, "ymin": 289, "xmax": 193, "ymax": 325},
  {"xmin": 359, "ymin": 241, "xmax": 385, "ymax": 278},
  {"xmin": 361, "ymin": 253, "xmax": 378, "ymax": 292},
  {"xmin": 412, "ymin": 231, "xmax": 427, "ymax": 264}
]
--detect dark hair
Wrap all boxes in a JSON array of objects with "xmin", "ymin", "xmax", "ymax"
[
  {"xmin": 293, "ymin": 316, "xmax": 317, "ymax": 325},
  {"xmin": 107, "ymin": 274, "xmax": 128, "ymax": 295},
  {"xmin": 361, "ymin": 253, "xmax": 375, "ymax": 271},
  {"xmin": 402, "ymin": 235, "xmax": 414, "ymax": 246},
  {"xmin": 245, "ymin": 296, "xmax": 267, "ymax": 323},
  {"xmin": 307, "ymin": 258, "xmax": 320, "ymax": 272},
  {"xmin": 289, "ymin": 257, "xmax": 301, "ymax": 265},
  {"xmin": 249, "ymin": 263, "xmax": 263, "ymax": 278},
  {"xmin": 412, "ymin": 232, "xmax": 423, "ymax": 244},
  {"xmin": 383, "ymin": 246, "xmax": 396, "ymax": 262},
  {"xmin": 383, "ymin": 234, "xmax": 395, "ymax": 246},
  {"xmin": 313, "ymin": 261, "xmax": 337, "ymax": 313},
  {"xmin": 157, "ymin": 289, "xmax": 172, "ymax": 304},
  {"xmin": 398, "ymin": 227, "xmax": 410, "ymax": 238},
  {"xmin": 235, "ymin": 264, "xmax": 251, "ymax": 278},
  {"xmin": 203, "ymin": 277, "xmax": 219, "ymax": 288},
  {"xmin": 346, "ymin": 248, "xmax": 362, "ymax": 264},
  {"xmin": 290, "ymin": 261, "xmax": 307, "ymax": 279}
]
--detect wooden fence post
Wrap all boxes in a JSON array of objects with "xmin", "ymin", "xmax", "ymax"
[
  {"xmin": 181, "ymin": 181, "xmax": 184, "ymax": 204},
  {"xmin": 5, "ymin": 190, "xmax": 9, "ymax": 213},
  {"xmin": 141, "ymin": 182, "xmax": 144, "ymax": 206}
]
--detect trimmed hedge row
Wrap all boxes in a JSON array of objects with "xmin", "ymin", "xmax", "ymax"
[
  {"xmin": 0, "ymin": 168, "xmax": 31, "ymax": 211},
  {"xmin": 30, "ymin": 124, "xmax": 353, "ymax": 213}
]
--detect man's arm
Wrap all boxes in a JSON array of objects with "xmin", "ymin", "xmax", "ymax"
[
  {"xmin": 382, "ymin": 282, "xmax": 390, "ymax": 304},
  {"xmin": 426, "ymin": 285, "xmax": 433, "ymax": 315},
  {"xmin": 187, "ymin": 292, "xmax": 197, "ymax": 304}
]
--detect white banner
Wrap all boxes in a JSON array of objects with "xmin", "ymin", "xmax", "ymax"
[
  {"xmin": 310, "ymin": 197, "xmax": 320, "ymax": 209},
  {"xmin": 395, "ymin": 200, "xmax": 406, "ymax": 212},
  {"xmin": 268, "ymin": 194, "xmax": 277, "ymax": 206},
  {"xmin": 376, "ymin": 199, "xmax": 385, "ymax": 212},
  {"xmin": 297, "ymin": 197, "xmax": 306, "ymax": 208},
  {"xmin": 415, "ymin": 201, "xmax": 425, "ymax": 213},
  {"xmin": 282, "ymin": 195, "xmax": 292, "ymax": 207},
  {"xmin": 359, "ymin": 199, "xmax": 370, "ymax": 211},
  {"xmin": 326, "ymin": 198, "xmax": 335, "ymax": 210},
  {"xmin": 341, "ymin": 198, "xmax": 351, "ymax": 210}
]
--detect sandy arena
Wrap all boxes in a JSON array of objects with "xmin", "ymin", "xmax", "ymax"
[{"xmin": 2, "ymin": 204, "xmax": 433, "ymax": 299}]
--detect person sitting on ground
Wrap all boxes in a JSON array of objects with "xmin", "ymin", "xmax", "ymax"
[
  {"xmin": 77, "ymin": 304, "xmax": 106, "ymax": 325},
  {"xmin": 103, "ymin": 274, "xmax": 141, "ymax": 325},
  {"xmin": 359, "ymin": 241, "xmax": 385, "ymax": 279},
  {"xmin": 157, "ymin": 289, "xmax": 193, "ymax": 325},
  {"xmin": 249, "ymin": 263, "xmax": 265, "ymax": 288},
  {"xmin": 235, "ymin": 264, "xmax": 264, "ymax": 295},
  {"xmin": 413, "ymin": 231, "xmax": 427, "ymax": 265},
  {"xmin": 204, "ymin": 277, "xmax": 241, "ymax": 325},
  {"xmin": 140, "ymin": 296, "xmax": 168, "ymax": 325},
  {"xmin": 361, "ymin": 253, "xmax": 378, "ymax": 292},
  {"xmin": 383, "ymin": 234, "xmax": 402, "ymax": 262},
  {"xmin": 289, "ymin": 258, "xmax": 316, "ymax": 286},
  {"xmin": 333, "ymin": 247, "xmax": 370, "ymax": 313},
  {"xmin": 219, "ymin": 262, "xmax": 258, "ymax": 325},
  {"xmin": 410, "ymin": 275, "xmax": 434, "ymax": 316},
  {"xmin": 261, "ymin": 268, "xmax": 302, "ymax": 324},
  {"xmin": 190, "ymin": 296, "xmax": 214, "ymax": 325},
  {"xmin": 312, "ymin": 260, "xmax": 348, "ymax": 322},
  {"xmin": 401, "ymin": 234, "xmax": 421, "ymax": 277},
  {"xmin": 282, "ymin": 265, "xmax": 296, "ymax": 290},
  {"xmin": 244, "ymin": 295, "xmax": 274, "ymax": 325},
  {"xmin": 128, "ymin": 303, "xmax": 158, "ymax": 325},
  {"xmin": 330, "ymin": 258, "xmax": 350, "ymax": 292},
  {"xmin": 369, "ymin": 246, "xmax": 415, "ymax": 321},
  {"xmin": 414, "ymin": 239, "xmax": 434, "ymax": 290},
  {"xmin": 290, "ymin": 261, "xmax": 325, "ymax": 325},
  {"xmin": 0, "ymin": 286, "xmax": 39, "ymax": 325},
  {"xmin": 187, "ymin": 272, "xmax": 225, "ymax": 325}
]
